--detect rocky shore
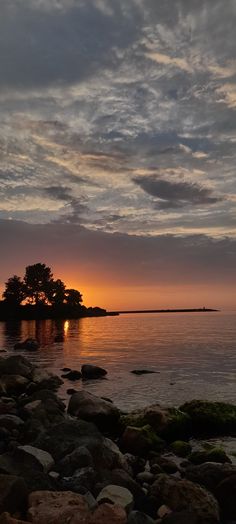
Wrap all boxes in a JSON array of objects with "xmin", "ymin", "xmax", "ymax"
[{"xmin": 1, "ymin": 353, "xmax": 236, "ymax": 524}]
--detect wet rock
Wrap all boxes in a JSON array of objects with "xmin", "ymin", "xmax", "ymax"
[
  {"xmin": 27, "ymin": 490, "xmax": 89, "ymax": 524},
  {"xmin": 120, "ymin": 425, "xmax": 165, "ymax": 456},
  {"xmin": 131, "ymin": 370, "xmax": 159, "ymax": 375},
  {"xmin": 88, "ymin": 503, "xmax": 127, "ymax": 524},
  {"xmin": 121, "ymin": 406, "xmax": 191, "ymax": 442},
  {"xmin": 16, "ymin": 446, "xmax": 54, "ymax": 473},
  {"xmin": 0, "ymin": 415, "xmax": 24, "ymax": 433},
  {"xmin": 0, "ymin": 356, "xmax": 33, "ymax": 379},
  {"xmin": 56, "ymin": 446, "xmax": 93, "ymax": 476},
  {"xmin": 67, "ymin": 391, "xmax": 120, "ymax": 433},
  {"xmin": 14, "ymin": 339, "xmax": 39, "ymax": 352},
  {"xmin": 97, "ymin": 484, "xmax": 133, "ymax": 511},
  {"xmin": 81, "ymin": 364, "xmax": 107, "ymax": 380},
  {"xmin": 29, "ymin": 368, "xmax": 63, "ymax": 392},
  {"xmin": 190, "ymin": 449, "xmax": 231, "ymax": 465},
  {"xmin": 0, "ymin": 513, "xmax": 30, "ymax": 524},
  {"xmin": 215, "ymin": 474, "xmax": 236, "ymax": 520},
  {"xmin": 170, "ymin": 440, "xmax": 192, "ymax": 458},
  {"xmin": 61, "ymin": 370, "xmax": 82, "ymax": 381},
  {"xmin": 127, "ymin": 511, "xmax": 156, "ymax": 524},
  {"xmin": 185, "ymin": 462, "xmax": 236, "ymax": 493},
  {"xmin": 150, "ymin": 474, "xmax": 220, "ymax": 523},
  {"xmin": 0, "ymin": 475, "xmax": 28, "ymax": 515},
  {"xmin": 0, "ymin": 376, "xmax": 29, "ymax": 396},
  {"xmin": 180, "ymin": 400, "xmax": 236, "ymax": 436}
]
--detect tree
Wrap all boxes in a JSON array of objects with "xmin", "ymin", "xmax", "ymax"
[
  {"xmin": 24, "ymin": 263, "xmax": 54, "ymax": 305},
  {"xmin": 65, "ymin": 288, "xmax": 83, "ymax": 308},
  {"xmin": 3, "ymin": 275, "xmax": 25, "ymax": 306},
  {"xmin": 49, "ymin": 279, "xmax": 66, "ymax": 307}
]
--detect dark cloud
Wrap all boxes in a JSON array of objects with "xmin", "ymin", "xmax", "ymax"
[
  {"xmin": 133, "ymin": 175, "xmax": 221, "ymax": 208},
  {"xmin": 0, "ymin": 219, "xmax": 235, "ymax": 288}
]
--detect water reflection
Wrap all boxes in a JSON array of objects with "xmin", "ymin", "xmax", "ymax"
[{"xmin": 0, "ymin": 312, "xmax": 236, "ymax": 410}]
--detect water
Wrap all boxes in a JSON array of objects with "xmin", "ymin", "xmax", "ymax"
[{"xmin": 0, "ymin": 311, "xmax": 236, "ymax": 411}]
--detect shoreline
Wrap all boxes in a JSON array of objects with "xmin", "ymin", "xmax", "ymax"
[{"xmin": 0, "ymin": 353, "xmax": 236, "ymax": 522}]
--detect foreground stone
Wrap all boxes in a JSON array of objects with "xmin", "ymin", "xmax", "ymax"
[
  {"xmin": 68, "ymin": 391, "xmax": 120, "ymax": 432},
  {"xmin": 0, "ymin": 513, "xmax": 30, "ymax": 524},
  {"xmin": 16, "ymin": 446, "xmax": 54, "ymax": 473},
  {"xmin": 88, "ymin": 503, "xmax": 127, "ymax": 524},
  {"xmin": 150, "ymin": 474, "xmax": 220, "ymax": 523},
  {"xmin": 27, "ymin": 490, "xmax": 89, "ymax": 524},
  {"xmin": 97, "ymin": 484, "xmax": 133, "ymax": 512},
  {"xmin": 81, "ymin": 365, "xmax": 107, "ymax": 379},
  {"xmin": 0, "ymin": 475, "xmax": 28, "ymax": 515}
]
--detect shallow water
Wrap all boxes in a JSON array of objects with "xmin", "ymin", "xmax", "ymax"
[{"xmin": 0, "ymin": 311, "xmax": 236, "ymax": 411}]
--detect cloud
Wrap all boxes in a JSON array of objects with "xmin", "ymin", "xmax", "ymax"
[{"xmin": 133, "ymin": 175, "xmax": 221, "ymax": 209}]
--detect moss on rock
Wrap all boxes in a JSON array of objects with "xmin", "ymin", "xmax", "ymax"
[
  {"xmin": 180, "ymin": 400, "xmax": 236, "ymax": 436},
  {"xmin": 170, "ymin": 440, "xmax": 192, "ymax": 457}
]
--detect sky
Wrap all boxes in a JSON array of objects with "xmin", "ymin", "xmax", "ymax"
[{"xmin": 0, "ymin": 0, "xmax": 236, "ymax": 310}]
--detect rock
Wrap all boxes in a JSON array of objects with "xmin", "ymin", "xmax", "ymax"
[
  {"xmin": 0, "ymin": 475, "xmax": 28, "ymax": 515},
  {"xmin": 61, "ymin": 370, "xmax": 82, "ymax": 381},
  {"xmin": 127, "ymin": 511, "xmax": 156, "ymax": 524},
  {"xmin": 96, "ymin": 484, "xmax": 133, "ymax": 512},
  {"xmin": 215, "ymin": 474, "xmax": 236, "ymax": 519},
  {"xmin": 56, "ymin": 446, "xmax": 93, "ymax": 476},
  {"xmin": 0, "ymin": 415, "xmax": 24, "ymax": 432},
  {"xmin": 14, "ymin": 339, "xmax": 39, "ymax": 351},
  {"xmin": 16, "ymin": 446, "xmax": 54, "ymax": 473},
  {"xmin": 88, "ymin": 503, "xmax": 127, "ymax": 524},
  {"xmin": 98, "ymin": 469, "xmax": 143, "ymax": 500},
  {"xmin": 121, "ymin": 406, "xmax": 191, "ymax": 442},
  {"xmin": 0, "ymin": 513, "xmax": 30, "ymax": 524},
  {"xmin": 81, "ymin": 364, "xmax": 107, "ymax": 379},
  {"xmin": 185, "ymin": 462, "xmax": 236, "ymax": 493},
  {"xmin": 136, "ymin": 472, "xmax": 154, "ymax": 485},
  {"xmin": 189, "ymin": 448, "xmax": 231, "ymax": 465},
  {"xmin": 30, "ymin": 368, "xmax": 63, "ymax": 391},
  {"xmin": 170, "ymin": 441, "xmax": 192, "ymax": 458},
  {"xmin": 120, "ymin": 425, "xmax": 165, "ymax": 456},
  {"xmin": 161, "ymin": 510, "xmax": 200, "ymax": 524},
  {"xmin": 0, "ymin": 376, "xmax": 29, "ymax": 396},
  {"xmin": 151, "ymin": 456, "xmax": 178, "ymax": 474},
  {"xmin": 158, "ymin": 505, "xmax": 172, "ymax": 518},
  {"xmin": 180, "ymin": 400, "xmax": 236, "ymax": 436},
  {"xmin": 67, "ymin": 388, "xmax": 77, "ymax": 395},
  {"xmin": 103, "ymin": 438, "xmax": 130, "ymax": 473},
  {"xmin": 131, "ymin": 370, "xmax": 159, "ymax": 375},
  {"xmin": 27, "ymin": 490, "xmax": 89, "ymax": 524},
  {"xmin": 0, "ymin": 356, "xmax": 33, "ymax": 379},
  {"xmin": 67, "ymin": 391, "xmax": 120, "ymax": 433},
  {"xmin": 150, "ymin": 474, "xmax": 220, "ymax": 523},
  {"xmin": 62, "ymin": 466, "xmax": 97, "ymax": 493}
]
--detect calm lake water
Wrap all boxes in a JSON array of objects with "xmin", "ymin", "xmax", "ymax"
[{"xmin": 0, "ymin": 311, "xmax": 236, "ymax": 411}]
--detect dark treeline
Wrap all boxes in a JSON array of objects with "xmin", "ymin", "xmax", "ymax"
[{"xmin": 0, "ymin": 263, "xmax": 107, "ymax": 320}]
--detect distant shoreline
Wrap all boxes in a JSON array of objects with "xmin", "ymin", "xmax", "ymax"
[{"xmin": 109, "ymin": 308, "xmax": 219, "ymax": 315}]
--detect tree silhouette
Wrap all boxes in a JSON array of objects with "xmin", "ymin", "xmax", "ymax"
[
  {"xmin": 49, "ymin": 279, "xmax": 66, "ymax": 307},
  {"xmin": 65, "ymin": 288, "xmax": 83, "ymax": 308},
  {"xmin": 24, "ymin": 263, "xmax": 54, "ymax": 305},
  {"xmin": 3, "ymin": 275, "xmax": 25, "ymax": 306}
]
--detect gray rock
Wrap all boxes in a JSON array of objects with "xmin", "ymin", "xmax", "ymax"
[
  {"xmin": 0, "ymin": 415, "xmax": 24, "ymax": 432},
  {"xmin": 97, "ymin": 484, "xmax": 134, "ymax": 512},
  {"xmin": 0, "ymin": 355, "xmax": 33, "ymax": 379},
  {"xmin": 16, "ymin": 445, "xmax": 54, "ymax": 473},
  {"xmin": 136, "ymin": 472, "xmax": 154, "ymax": 484},
  {"xmin": 56, "ymin": 446, "xmax": 93, "ymax": 476},
  {"xmin": 67, "ymin": 390, "xmax": 120, "ymax": 432}
]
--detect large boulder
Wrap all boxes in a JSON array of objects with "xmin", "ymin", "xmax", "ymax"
[
  {"xmin": 81, "ymin": 364, "xmax": 107, "ymax": 379},
  {"xmin": 27, "ymin": 490, "xmax": 89, "ymax": 524},
  {"xmin": 180, "ymin": 400, "xmax": 236, "ymax": 436},
  {"xmin": 121, "ymin": 405, "xmax": 191, "ymax": 441},
  {"xmin": 0, "ymin": 376, "xmax": 29, "ymax": 396},
  {"xmin": 185, "ymin": 462, "xmax": 236, "ymax": 493},
  {"xmin": 0, "ymin": 475, "xmax": 28, "ymax": 515},
  {"xmin": 88, "ymin": 503, "xmax": 127, "ymax": 524},
  {"xmin": 119, "ymin": 425, "xmax": 165, "ymax": 456},
  {"xmin": 150, "ymin": 474, "xmax": 220, "ymax": 523},
  {"xmin": 0, "ymin": 356, "xmax": 33, "ymax": 379},
  {"xmin": 15, "ymin": 446, "xmax": 54, "ymax": 473},
  {"xmin": 67, "ymin": 391, "xmax": 120, "ymax": 433}
]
